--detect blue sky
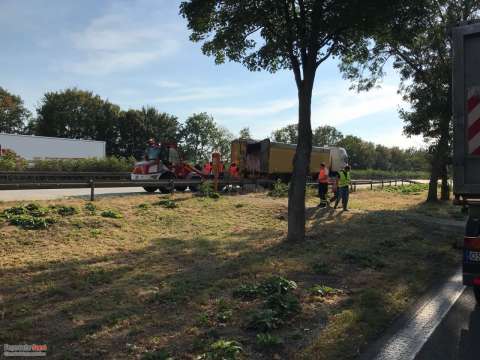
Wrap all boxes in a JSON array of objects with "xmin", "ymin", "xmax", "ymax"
[{"xmin": 0, "ymin": 0, "xmax": 424, "ymax": 148}]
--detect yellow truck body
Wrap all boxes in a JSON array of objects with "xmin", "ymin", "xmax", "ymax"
[{"xmin": 231, "ymin": 139, "xmax": 347, "ymax": 178}]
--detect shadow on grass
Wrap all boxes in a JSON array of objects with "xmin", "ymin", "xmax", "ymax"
[{"xmin": 0, "ymin": 204, "xmax": 464, "ymax": 359}]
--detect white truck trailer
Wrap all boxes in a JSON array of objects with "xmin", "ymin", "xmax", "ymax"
[
  {"xmin": 452, "ymin": 21, "xmax": 480, "ymax": 303},
  {"xmin": 0, "ymin": 133, "xmax": 106, "ymax": 160}
]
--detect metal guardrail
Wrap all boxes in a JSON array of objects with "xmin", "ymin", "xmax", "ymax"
[{"xmin": 0, "ymin": 172, "xmax": 420, "ymax": 200}]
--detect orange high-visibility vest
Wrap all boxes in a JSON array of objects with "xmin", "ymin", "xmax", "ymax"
[{"xmin": 318, "ymin": 168, "xmax": 329, "ymax": 183}]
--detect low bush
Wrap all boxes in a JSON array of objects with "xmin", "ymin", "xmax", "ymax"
[
  {"xmin": 28, "ymin": 156, "xmax": 135, "ymax": 172},
  {"xmin": 264, "ymin": 292, "xmax": 300, "ymax": 317},
  {"xmin": 309, "ymin": 285, "xmax": 340, "ymax": 297},
  {"xmin": 101, "ymin": 209, "xmax": 123, "ymax": 219},
  {"xmin": 8, "ymin": 215, "xmax": 56, "ymax": 230},
  {"xmin": 154, "ymin": 199, "xmax": 178, "ymax": 209},
  {"xmin": 198, "ymin": 181, "xmax": 221, "ymax": 199},
  {"xmin": 259, "ymin": 276, "xmax": 297, "ymax": 296},
  {"xmin": 84, "ymin": 203, "xmax": 96, "ymax": 213},
  {"xmin": 255, "ymin": 333, "xmax": 283, "ymax": 349},
  {"xmin": 248, "ymin": 309, "xmax": 284, "ymax": 332},
  {"xmin": 268, "ymin": 179, "xmax": 288, "ymax": 198},
  {"xmin": 55, "ymin": 205, "xmax": 78, "ymax": 216},
  {"xmin": 199, "ymin": 339, "xmax": 243, "ymax": 360},
  {"xmin": 0, "ymin": 149, "xmax": 27, "ymax": 171}
]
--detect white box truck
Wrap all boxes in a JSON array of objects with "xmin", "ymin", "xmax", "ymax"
[{"xmin": 0, "ymin": 133, "xmax": 106, "ymax": 160}]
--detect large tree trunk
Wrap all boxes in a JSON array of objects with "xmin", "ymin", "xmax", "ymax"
[
  {"xmin": 427, "ymin": 161, "xmax": 439, "ymax": 202},
  {"xmin": 287, "ymin": 77, "xmax": 314, "ymax": 242},
  {"xmin": 440, "ymin": 162, "xmax": 450, "ymax": 201}
]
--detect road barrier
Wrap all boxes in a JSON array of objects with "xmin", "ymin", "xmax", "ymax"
[{"xmin": 0, "ymin": 171, "xmax": 421, "ymax": 200}]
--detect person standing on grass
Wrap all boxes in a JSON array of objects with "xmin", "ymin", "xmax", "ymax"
[
  {"xmin": 335, "ymin": 165, "xmax": 351, "ymax": 211},
  {"xmin": 329, "ymin": 170, "xmax": 340, "ymax": 205},
  {"xmin": 317, "ymin": 162, "xmax": 329, "ymax": 208}
]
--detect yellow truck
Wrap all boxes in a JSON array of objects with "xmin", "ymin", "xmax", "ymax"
[{"xmin": 230, "ymin": 138, "xmax": 348, "ymax": 179}]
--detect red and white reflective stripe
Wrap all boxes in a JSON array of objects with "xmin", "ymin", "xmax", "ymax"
[{"xmin": 467, "ymin": 87, "xmax": 480, "ymax": 155}]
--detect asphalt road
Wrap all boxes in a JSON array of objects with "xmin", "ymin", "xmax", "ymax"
[
  {"xmin": 0, "ymin": 187, "xmax": 149, "ymax": 201},
  {"xmin": 415, "ymin": 287, "xmax": 479, "ymax": 360}
]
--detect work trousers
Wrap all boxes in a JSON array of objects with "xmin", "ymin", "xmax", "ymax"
[
  {"xmin": 335, "ymin": 186, "xmax": 349, "ymax": 210},
  {"xmin": 318, "ymin": 182, "xmax": 328, "ymax": 206}
]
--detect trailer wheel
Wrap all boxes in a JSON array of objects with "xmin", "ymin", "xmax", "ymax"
[
  {"xmin": 475, "ymin": 286, "xmax": 480, "ymax": 304},
  {"xmin": 143, "ymin": 187, "xmax": 158, "ymax": 193}
]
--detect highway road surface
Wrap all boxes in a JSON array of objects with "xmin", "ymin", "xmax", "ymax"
[
  {"xmin": 415, "ymin": 287, "xmax": 479, "ymax": 360},
  {"xmin": 0, "ymin": 187, "xmax": 149, "ymax": 201}
]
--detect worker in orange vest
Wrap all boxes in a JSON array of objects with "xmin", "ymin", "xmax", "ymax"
[
  {"xmin": 203, "ymin": 162, "xmax": 212, "ymax": 176},
  {"xmin": 229, "ymin": 163, "xmax": 239, "ymax": 178},
  {"xmin": 317, "ymin": 162, "xmax": 329, "ymax": 208}
]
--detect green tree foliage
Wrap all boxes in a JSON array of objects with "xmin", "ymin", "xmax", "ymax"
[
  {"xmin": 180, "ymin": 0, "xmax": 413, "ymax": 241},
  {"xmin": 272, "ymin": 124, "xmax": 343, "ymax": 146},
  {"xmin": 33, "ymin": 88, "xmax": 121, "ymax": 155},
  {"xmin": 337, "ymin": 135, "xmax": 376, "ymax": 169},
  {"xmin": 179, "ymin": 112, "xmax": 231, "ymax": 163},
  {"xmin": 340, "ymin": 1, "xmax": 480, "ymax": 201},
  {"xmin": 271, "ymin": 124, "xmax": 298, "ymax": 144},
  {"xmin": 239, "ymin": 127, "xmax": 252, "ymax": 140},
  {"xmin": 0, "ymin": 87, "xmax": 30, "ymax": 134},
  {"xmin": 215, "ymin": 126, "xmax": 235, "ymax": 161},
  {"xmin": 313, "ymin": 125, "xmax": 344, "ymax": 146},
  {"xmin": 116, "ymin": 107, "xmax": 179, "ymax": 158}
]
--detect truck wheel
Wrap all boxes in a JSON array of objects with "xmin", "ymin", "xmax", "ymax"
[
  {"xmin": 475, "ymin": 286, "xmax": 480, "ymax": 304},
  {"xmin": 143, "ymin": 187, "xmax": 158, "ymax": 193},
  {"xmin": 159, "ymin": 173, "xmax": 175, "ymax": 193}
]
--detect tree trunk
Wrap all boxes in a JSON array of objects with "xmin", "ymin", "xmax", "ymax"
[
  {"xmin": 440, "ymin": 162, "xmax": 450, "ymax": 201},
  {"xmin": 287, "ymin": 78, "xmax": 314, "ymax": 242},
  {"xmin": 427, "ymin": 162, "xmax": 439, "ymax": 202}
]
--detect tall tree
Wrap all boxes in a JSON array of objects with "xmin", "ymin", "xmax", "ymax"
[
  {"xmin": 180, "ymin": 112, "xmax": 220, "ymax": 163},
  {"xmin": 340, "ymin": 0, "xmax": 480, "ymax": 201},
  {"xmin": 116, "ymin": 107, "xmax": 179, "ymax": 158},
  {"xmin": 0, "ymin": 87, "xmax": 30, "ymax": 134},
  {"xmin": 34, "ymin": 88, "xmax": 121, "ymax": 155},
  {"xmin": 271, "ymin": 124, "xmax": 298, "ymax": 144},
  {"xmin": 239, "ymin": 127, "xmax": 252, "ymax": 140},
  {"xmin": 337, "ymin": 135, "xmax": 375, "ymax": 169},
  {"xmin": 180, "ymin": 0, "xmax": 418, "ymax": 241},
  {"xmin": 313, "ymin": 125, "xmax": 343, "ymax": 146}
]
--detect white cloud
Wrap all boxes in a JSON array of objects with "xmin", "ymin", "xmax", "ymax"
[
  {"xmin": 369, "ymin": 132, "xmax": 427, "ymax": 149},
  {"xmin": 154, "ymin": 86, "xmax": 240, "ymax": 103},
  {"xmin": 311, "ymin": 83, "xmax": 405, "ymax": 127},
  {"xmin": 64, "ymin": 2, "xmax": 182, "ymax": 75},
  {"xmin": 205, "ymin": 98, "xmax": 298, "ymax": 117},
  {"xmin": 155, "ymin": 80, "xmax": 183, "ymax": 89}
]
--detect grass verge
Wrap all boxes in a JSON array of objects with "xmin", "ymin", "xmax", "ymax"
[{"xmin": 0, "ymin": 189, "xmax": 461, "ymax": 359}]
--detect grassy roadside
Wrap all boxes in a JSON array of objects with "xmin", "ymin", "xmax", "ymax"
[{"xmin": 0, "ymin": 187, "xmax": 462, "ymax": 359}]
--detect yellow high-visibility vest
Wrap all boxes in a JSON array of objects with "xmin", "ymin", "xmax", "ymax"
[{"xmin": 339, "ymin": 170, "xmax": 351, "ymax": 187}]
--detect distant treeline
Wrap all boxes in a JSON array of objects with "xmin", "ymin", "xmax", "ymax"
[{"xmin": 1, "ymin": 86, "xmax": 428, "ymax": 172}]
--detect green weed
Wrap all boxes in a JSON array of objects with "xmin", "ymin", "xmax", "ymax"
[
  {"xmin": 199, "ymin": 339, "xmax": 243, "ymax": 360},
  {"xmin": 101, "ymin": 209, "xmax": 123, "ymax": 219},
  {"xmin": 268, "ymin": 179, "xmax": 288, "ymax": 198},
  {"xmin": 256, "ymin": 333, "xmax": 283, "ymax": 349}
]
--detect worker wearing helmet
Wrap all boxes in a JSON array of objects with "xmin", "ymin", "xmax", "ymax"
[{"xmin": 317, "ymin": 162, "xmax": 329, "ymax": 208}]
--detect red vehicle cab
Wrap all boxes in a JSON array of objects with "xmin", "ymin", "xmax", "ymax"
[{"xmin": 131, "ymin": 143, "xmax": 202, "ymax": 193}]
